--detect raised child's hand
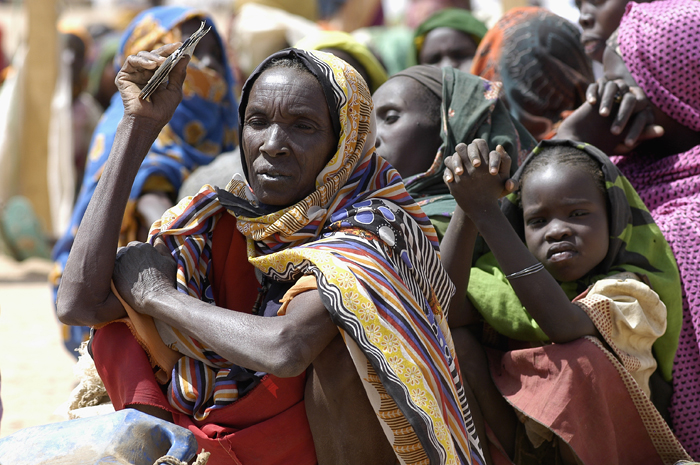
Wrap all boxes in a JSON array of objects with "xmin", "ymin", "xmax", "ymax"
[
  {"xmin": 443, "ymin": 140, "xmax": 516, "ymax": 216},
  {"xmin": 116, "ymin": 43, "xmax": 189, "ymax": 131}
]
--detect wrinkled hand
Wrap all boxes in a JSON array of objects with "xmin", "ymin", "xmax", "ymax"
[
  {"xmin": 116, "ymin": 43, "xmax": 189, "ymax": 130},
  {"xmin": 443, "ymin": 140, "xmax": 516, "ymax": 216},
  {"xmin": 586, "ymin": 78, "xmax": 663, "ymax": 153},
  {"xmin": 112, "ymin": 240, "xmax": 177, "ymax": 312}
]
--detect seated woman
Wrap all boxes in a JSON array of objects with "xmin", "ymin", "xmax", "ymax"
[
  {"xmin": 442, "ymin": 138, "xmax": 689, "ymax": 464},
  {"xmin": 51, "ymin": 6, "xmax": 239, "ymax": 355},
  {"xmin": 294, "ymin": 30, "xmax": 388, "ymax": 93},
  {"xmin": 557, "ymin": 0, "xmax": 700, "ymax": 455},
  {"xmin": 56, "ymin": 45, "xmax": 487, "ymax": 464},
  {"xmin": 471, "ymin": 7, "xmax": 594, "ymax": 141},
  {"xmin": 412, "ymin": 8, "xmax": 487, "ymax": 74},
  {"xmin": 372, "ymin": 64, "xmax": 534, "ymax": 239}
]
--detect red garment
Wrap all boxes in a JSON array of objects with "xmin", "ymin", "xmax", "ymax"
[
  {"xmin": 487, "ymin": 338, "xmax": 667, "ymax": 464},
  {"xmin": 92, "ymin": 214, "xmax": 317, "ymax": 464}
]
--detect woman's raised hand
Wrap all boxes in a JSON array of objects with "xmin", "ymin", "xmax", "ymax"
[
  {"xmin": 443, "ymin": 140, "xmax": 516, "ymax": 216},
  {"xmin": 116, "ymin": 43, "xmax": 189, "ymax": 130},
  {"xmin": 585, "ymin": 77, "xmax": 663, "ymax": 153}
]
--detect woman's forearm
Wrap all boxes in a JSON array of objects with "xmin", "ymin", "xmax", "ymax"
[
  {"xmin": 56, "ymin": 116, "xmax": 162, "ymax": 326},
  {"xmin": 142, "ymin": 287, "xmax": 339, "ymax": 378},
  {"xmin": 470, "ymin": 202, "xmax": 598, "ymax": 343}
]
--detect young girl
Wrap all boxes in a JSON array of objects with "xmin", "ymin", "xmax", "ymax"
[{"xmin": 441, "ymin": 139, "xmax": 690, "ymax": 464}]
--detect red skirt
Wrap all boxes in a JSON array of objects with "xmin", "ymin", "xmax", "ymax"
[
  {"xmin": 487, "ymin": 337, "xmax": 687, "ymax": 464},
  {"xmin": 92, "ymin": 322, "xmax": 316, "ymax": 465}
]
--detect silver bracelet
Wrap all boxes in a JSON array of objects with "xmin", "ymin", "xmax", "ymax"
[{"xmin": 505, "ymin": 262, "xmax": 544, "ymax": 280}]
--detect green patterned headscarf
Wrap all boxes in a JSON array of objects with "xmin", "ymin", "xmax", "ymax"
[
  {"xmin": 402, "ymin": 66, "xmax": 535, "ymax": 219},
  {"xmin": 411, "ymin": 8, "xmax": 488, "ymax": 66},
  {"xmin": 468, "ymin": 139, "xmax": 682, "ymax": 381}
]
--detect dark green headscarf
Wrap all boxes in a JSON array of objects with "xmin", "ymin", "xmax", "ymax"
[
  {"xmin": 468, "ymin": 139, "xmax": 682, "ymax": 382},
  {"xmin": 400, "ymin": 66, "xmax": 535, "ymax": 221},
  {"xmin": 411, "ymin": 8, "xmax": 488, "ymax": 66}
]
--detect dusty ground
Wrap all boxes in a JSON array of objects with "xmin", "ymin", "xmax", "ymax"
[{"xmin": 0, "ymin": 255, "xmax": 77, "ymax": 438}]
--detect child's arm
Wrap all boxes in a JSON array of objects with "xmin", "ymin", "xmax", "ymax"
[
  {"xmin": 441, "ymin": 140, "xmax": 513, "ymax": 328},
  {"xmin": 443, "ymin": 140, "xmax": 598, "ymax": 343}
]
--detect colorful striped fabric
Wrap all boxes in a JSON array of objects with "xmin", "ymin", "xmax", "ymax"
[{"xmin": 148, "ymin": 48, "xmax": 486, "ymax": 464}]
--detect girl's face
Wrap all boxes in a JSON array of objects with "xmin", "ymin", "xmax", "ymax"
[{"xmin": 522, "ymin": 163, "xmax": 609, "ymax": 282}]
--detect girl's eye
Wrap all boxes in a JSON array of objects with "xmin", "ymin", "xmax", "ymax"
[
  {"xmin": 526, "ymin": 218, "xmax": 545, "ymax": 227},
  {"xmin": 571, "ymin": 210, "xmax": 589, "ymax": 218}
]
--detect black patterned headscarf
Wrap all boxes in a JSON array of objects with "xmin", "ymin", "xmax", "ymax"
[{"xmin": 471, "ymin": 7, "xmax": 594, "ymax": 126}]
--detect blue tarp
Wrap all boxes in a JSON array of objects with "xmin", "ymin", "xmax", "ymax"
[{"xmin": 0, "ymin": 409, "xmax": 197, "ymax": 464}]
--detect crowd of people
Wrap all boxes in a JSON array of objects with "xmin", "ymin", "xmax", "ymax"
[{"xmin": 8, "ymin": 0, "xmax": 697, "ymax": 463}]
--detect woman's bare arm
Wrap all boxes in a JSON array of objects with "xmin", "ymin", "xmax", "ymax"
[
  {"xmin": 144, "ymin": 286, "xmax": 338, "ymax": 378},
  {"xmin": 111, "ymin": 240, "xmax": 338, "ymax": 377},
  {"xmin": 56, "ymin": 44, "xmax": 188, "ymax": 327}
]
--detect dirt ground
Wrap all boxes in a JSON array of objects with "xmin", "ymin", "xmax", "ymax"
[{"xmin": 0, "ymin": 255, "xmax": 77, "ymax": 438}]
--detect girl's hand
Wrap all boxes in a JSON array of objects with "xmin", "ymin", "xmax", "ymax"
[
  {"xmin": 585, "ymin": 78, "xmax": 664, "ymax": 153},
  {"xmin": 443, "ymin": 140, "xmax": 516, "ymax": 215},
  {"xmin": 116, "ymin": 43, "xmax": 190, "ymax": 131}
]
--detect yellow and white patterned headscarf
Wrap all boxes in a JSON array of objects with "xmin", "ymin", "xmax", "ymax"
[{"xmin": 219, "ymin": 48, "xmax": 386, "ymax": 252}]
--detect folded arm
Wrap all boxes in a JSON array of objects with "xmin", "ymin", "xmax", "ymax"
[
  {"xmin": 143, "ymin": 285, "xmax": 338, "ymax": 377},
  {"xmin": 111, "ymin": 240, "xmax": 338, "ymax": 377}
]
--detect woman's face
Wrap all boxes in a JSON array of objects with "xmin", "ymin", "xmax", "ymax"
[
  {"xmin": 418, "ymin": 27, "xmax": 478, "ymax": 74},
  {"xmin": 576, "ymin": 0, "xmax": 651, "ymax": 63},
  {"xmin": 373, "ymin": 77, "xmax": 442, "ymax": 178},
  {"xmin": 522, "ymin": 163, "xmax": 609, "ymax": 282},
  {"xmin": 242, "ymin": 67, "xmax": 337, "ymax": 206}
]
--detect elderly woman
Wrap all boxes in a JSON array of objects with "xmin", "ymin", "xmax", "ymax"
[
  {"xmin": 56, "ymin": 44, "xmax": 487, "ymax": 464},
  {"xmin": 51, "ymin": 6, "xmax": 239, "ymax": 355}
]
